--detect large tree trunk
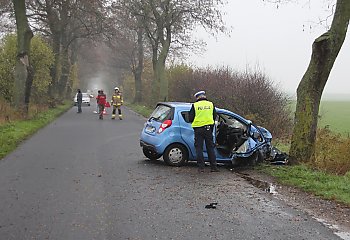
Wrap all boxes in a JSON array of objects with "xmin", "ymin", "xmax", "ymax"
[
  {"xmin": 12, "ymin": 0, "xmax": 34, "ymax": 116},
  {"xmin": 66, "ymin": 39, "xmax": 79, "ymax": 99},
  {"xmin": 151, "ymin": 28, "xmax": 171, "ymax": 103},
  {"xmin": 134, "ymin": 26, "xmax": 144, "ymax": 103},
  {"xmin": 58, "ymin": 47, "xmax": 70, "ymax": 98},
  {"xmin": 151, "ymin": 47, "xmax": 160, "ymax": 104},
  {"xmin": 48, "ymin": 34, "xmax": 61, "ymax": 100},
  {"xmin": 289, "ymin": 0, "xmax": 350, "ymax": 164}
]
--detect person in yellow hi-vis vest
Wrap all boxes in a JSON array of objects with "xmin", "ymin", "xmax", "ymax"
[
  {"xmin": 189, "ymin": 90, "xmax": 219, "ymax": 173},
  {"xmin": 111, "ymin": 87, "xmax": 124, "ymax": 120}
]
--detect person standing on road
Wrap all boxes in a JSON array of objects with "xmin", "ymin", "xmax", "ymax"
[
  {"xmin": 96, "ymin": 89, "xmax": 107, "ymax": 120},
  {"xmin": 111, "ymin": 87, "xmax": 124, "ymax": 120},
  {"xmin": 189, "ymin": 90, "xmax": 219, "ymax": 173},
  {"xmin": 95, "ymin": 90, "xmax": 101, "ymax": 114},
  {"xmin": 76, "ymin": 89, "xmax": 83, "ymax": 113}
]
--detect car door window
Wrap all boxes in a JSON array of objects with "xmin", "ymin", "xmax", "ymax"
[{"xmin": 181, "ymin": 111, "xmax": 190, "ymax": 123}]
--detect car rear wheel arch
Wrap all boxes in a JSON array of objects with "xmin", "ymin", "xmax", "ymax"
[
  {"xmin": 163, "ymin": 143, "xmax": 188, "ymax": 167},
  {"xmin": 142, "ymin": 147, "xmax": 162, "ymax": 160}
]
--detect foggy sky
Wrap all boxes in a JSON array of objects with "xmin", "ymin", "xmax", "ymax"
[{"xmin": 189, "ymin": 0, "xmax": 349, "ymax": 98}]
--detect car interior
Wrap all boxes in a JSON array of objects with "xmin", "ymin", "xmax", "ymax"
[
  {"xmin": 181, "ymin": 111, "xmax": 248, "ymax": 157},
  {"xmin": 215, "ymin": 114, "xmax": 248, "ymax": 157}
]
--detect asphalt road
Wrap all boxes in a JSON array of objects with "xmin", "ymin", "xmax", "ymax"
[{"xmin": 0, "ymin": 103, "xmax": 343, "ymax": 240}]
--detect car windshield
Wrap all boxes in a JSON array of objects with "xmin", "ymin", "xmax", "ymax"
[
  {"xmin": 219, "ymin": 114, "xmax": 246, "ymax": 130},
  {"xmin": 149, "ymin": 105, "xmax": 173, "ymax": 122},
  {"xmin": 82, "ymin": 93, "xmax": 89, "ymax": 98}
]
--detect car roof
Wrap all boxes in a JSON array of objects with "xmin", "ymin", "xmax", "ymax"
[
  {"xmin": 157, "ymin": 102, "xmax": 192, "ymax": 109},
  {"xmin": 157, "ymin": 102, "xmax": 250, "ymax": 124}
]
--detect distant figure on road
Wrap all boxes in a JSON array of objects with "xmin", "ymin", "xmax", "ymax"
[
  {"xmin": 189, "ymin": 90, "xmax": 218, "ymax": 173},
  {"xmin": 111, "ymin": 87, "xmax": 124, "ymax": 120},
  {"xmin": 96, "ymin": 90, "xmax": 107, "ymax": 120},
  {"xmin": 76, "ymin": 89, "xmax": 82, "ymax": 113},
  {"xmin": 95, "ymin": 90, "xmax": 101, "ymax": 114}
]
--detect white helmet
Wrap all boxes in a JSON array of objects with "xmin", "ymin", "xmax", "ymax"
[{"xmin": 114, "ymin": 87, "xmax": 119, "ymax": 91}]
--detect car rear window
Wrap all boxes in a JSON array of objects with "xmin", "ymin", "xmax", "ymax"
[
  {"xmin": 149, "ymin": 105, "xmax": 173, "ymax": 122},
  {"xmin": 83, "ymin": 93, "xmax": 89, "ymax": 98}
]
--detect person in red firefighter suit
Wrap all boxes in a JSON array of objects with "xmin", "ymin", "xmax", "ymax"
[
  {"xmin": 96, "ymin": 89, "xmax": 107, "ymax": 120},
  {"xmin": 111, "ymin": 87, "xmax": 124, "ymax": 120}
]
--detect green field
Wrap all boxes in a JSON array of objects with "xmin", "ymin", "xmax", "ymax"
[
  {"xmin": 289, "ymin": 100, "xmax": 350, "ymax": 136},
  {"xmin": 318, "ymin": 101, "xmax": 350, "ymax": 136}
]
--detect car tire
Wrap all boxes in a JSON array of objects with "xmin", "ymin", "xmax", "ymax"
[
  {"xmin": 88, "ymin": 103, "xmax": 90, "ymax": 106},
  {"xmin": 247, "ymin": 150, "xmax": 264, "ymax": 166},
  {"xmin": 143, "ymin": 147, "xmax": 162, "ymax": 160},
  {"xmin": 163, "ymin": 144, "xmax": 188, "ymax": 167}
]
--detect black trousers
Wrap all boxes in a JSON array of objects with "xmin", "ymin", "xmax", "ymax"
[{"xmin": 194, "ymin": 126, "xmax": 217, "ymax": 169}]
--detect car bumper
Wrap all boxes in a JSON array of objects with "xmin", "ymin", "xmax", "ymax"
[{"xmin": 140, "ymin": 140, "xmax": 157, "ymax": 152}]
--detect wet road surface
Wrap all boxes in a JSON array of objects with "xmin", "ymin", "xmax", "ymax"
[{"xmin": 0, "ymin": 103, "xmax": 343, "ymax": 239}]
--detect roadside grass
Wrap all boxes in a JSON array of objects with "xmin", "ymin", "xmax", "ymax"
[
  {"xmin": 125, "ymin": 102, "xmax": 153, "ymax": 118},
  {"xmin": 258, "ymin": 164, "xmax": 350, "ymax": 206},
  {"xmin": 0, "ymin": 101, "xmax": 72, "ymax": 159}
]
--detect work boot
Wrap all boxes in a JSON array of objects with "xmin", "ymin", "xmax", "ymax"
[{"xmin": 210, "ymin": 167, "xmax": 219, "ymax": 172}]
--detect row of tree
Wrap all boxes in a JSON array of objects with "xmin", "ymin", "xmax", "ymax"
[{"xmin": 1, "ymin": 0, "xmax": 349, "ymax": 164}]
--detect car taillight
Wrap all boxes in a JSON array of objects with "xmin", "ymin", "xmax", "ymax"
[{"xmin": 157, "ymin": 120, "xmax": 172, "ymax": 134}]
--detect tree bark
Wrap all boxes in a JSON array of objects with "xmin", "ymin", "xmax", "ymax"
[
  {"xmin": 289, "ymin": 0, "xmax": 350, "ymax": 164},
  {"xmin": 12, "ymin": 0, "xmax": 34, "ymax": 115},
  {"xmin": 134, "ymin": 26, "xmax": 144, "ymax": 103},
  {"xmin": 151, "ymin": 26, "xmax": 171, "ymax": 103}
]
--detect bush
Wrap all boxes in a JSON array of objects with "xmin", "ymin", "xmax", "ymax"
[
  {"xmin": 0, "ymin": 34, "xmax": 54, "ymax": 105},
  {"xmin": 314, "ymin": 127, "xmax": 350, "ymax": 175},
  {"xmin": 167, "ymin": 65, "xmax": 292, "ymax": 138}
]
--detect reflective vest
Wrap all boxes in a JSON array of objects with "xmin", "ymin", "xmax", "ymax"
[
  {"xmin": 191, "ymin": 100, "xmax": 214, "ymax": 128},
  {"xmin": 111, "ymin": 93, "xmax": 123, "ymax": 106}
]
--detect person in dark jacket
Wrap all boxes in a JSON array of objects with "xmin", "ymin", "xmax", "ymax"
[
  {"xmin": 76, "ymin": 89, "xmax": 83, "ymax": 113},
  {"xmin": 189, "ymin": 90, "xmax": 219, "ymax": 173}
]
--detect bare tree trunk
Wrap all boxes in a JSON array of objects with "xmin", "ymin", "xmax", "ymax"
[
  {"xmin": 58, "ymin": 47, "xmax": 70, "ymax": 98},
  {"xmin": 48, "ymin": 34, "xmax": 61, "ymax": 100},
  {"xmin": 12, "ymin": 0, "xmax": 34, "ymax": 116},
  {"xmin": 159, "ymin": 41, "xmax": 170, "ymax": 102},
  {"xmin": 151, "ymin": 47, "xmax": 160, "ymax": 104},
  {"xmin": 134, "ymin": 26, "xmax": 144, "ymax": 103},
  {"xmin": 152, "ymin": 28, "xmax": 171, "ymax": 103},
  {"xmin": 289, "ymin": 0, "xmax": 350, "ymax": 164}
]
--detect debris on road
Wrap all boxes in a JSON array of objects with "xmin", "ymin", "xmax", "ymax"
[{"xmin": 205, "ymin": 202, "xmax": 218, "ymax": 209}]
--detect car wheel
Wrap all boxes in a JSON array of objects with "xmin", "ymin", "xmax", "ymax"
[
  {"xmin": 88, "ymin": 103, "xmax": 90, "ymax": 106},
  {"xmin": 247, "ymin": 150, "xmax": 264, "ymax": 166},
  {"xmin": 163, "ymin": 144, "xmax": 188, "ymax": 167},
  {"xmin": 142, "ymin": 147, "xmax": 162, "ymax": 160}
]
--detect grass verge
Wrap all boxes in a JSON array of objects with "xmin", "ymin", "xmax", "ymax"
[
  {"xmin": 258, "ymin": 164, "xmax": 350, "ymax": 206},
  {"xmin": 125, "ymin": 102, "xmax": 153, "ymax": 118},
  {"xmin": 0, "ymin": 101, "xmax": 72, "ymax": 159}
]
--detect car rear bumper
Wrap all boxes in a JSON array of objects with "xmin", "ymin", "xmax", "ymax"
[{"xmin": 140, "ymin": 140, "xmax": 157, "ymax": 152}]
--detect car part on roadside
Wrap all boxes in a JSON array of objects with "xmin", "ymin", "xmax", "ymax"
[{"xmin": 267, "ymin": 146, "xmax": 289, "ymax": 165}]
